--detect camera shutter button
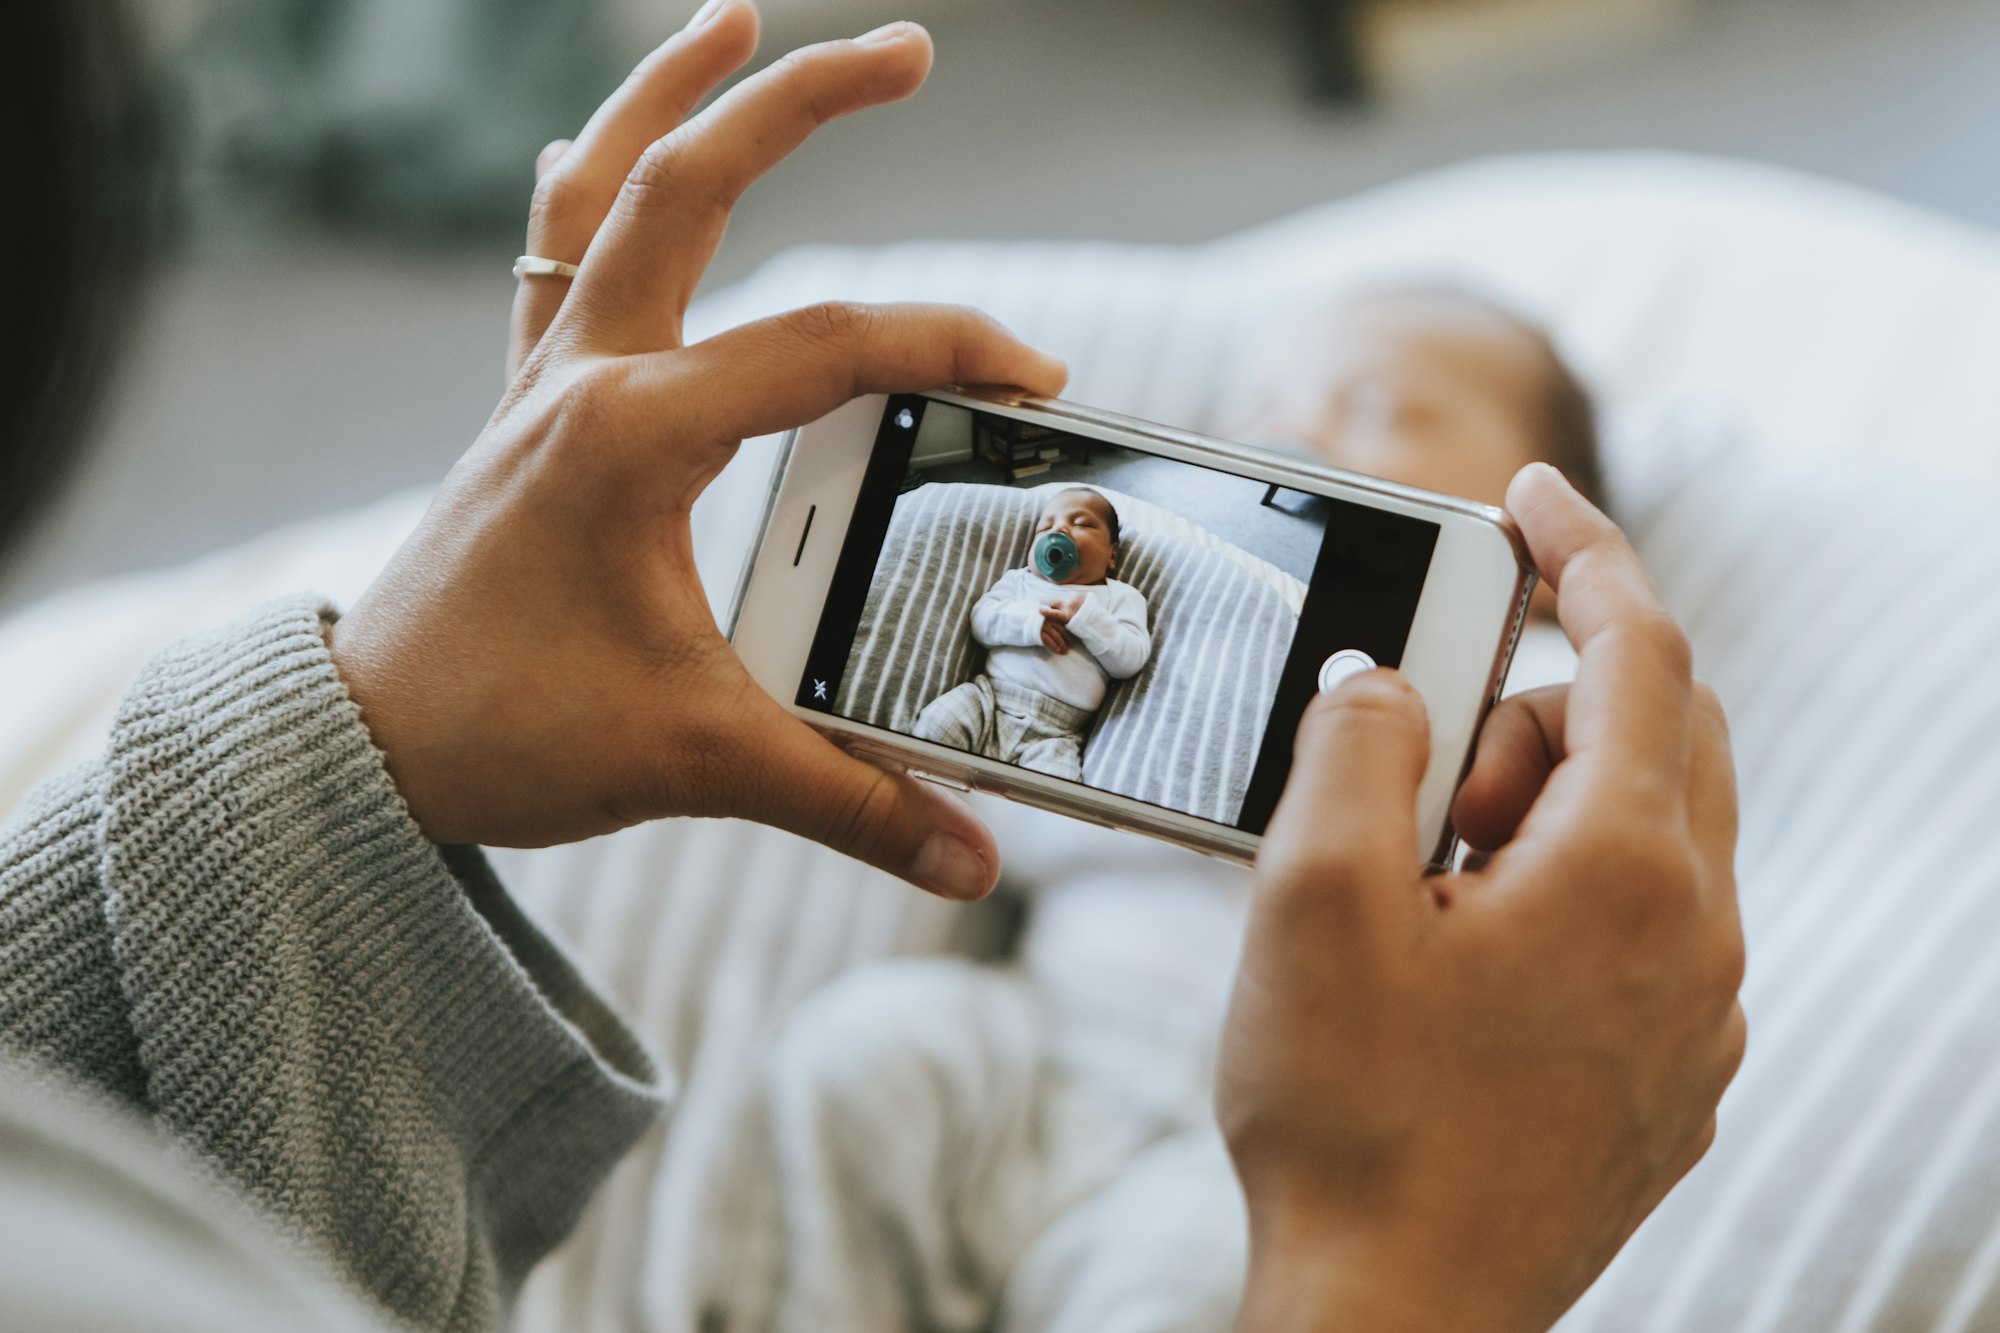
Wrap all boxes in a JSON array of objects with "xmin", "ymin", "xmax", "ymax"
[{"xmin": 1317, "ymin": 649, "xmax": 1378, "ymax": 694}]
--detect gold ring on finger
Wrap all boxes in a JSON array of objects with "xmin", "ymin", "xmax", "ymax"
[{"xmin": 513, "ymin": 255, "xmax": 581, "ymax": 280}]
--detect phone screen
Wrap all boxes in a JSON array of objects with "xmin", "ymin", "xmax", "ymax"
[{"xmin": 795, "ymin": 395, "xmax": 1440, "ymax": 835}]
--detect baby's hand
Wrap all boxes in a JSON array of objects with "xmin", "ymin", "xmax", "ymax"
[
  {"xmin": 1039, "ymin": 619, "xmax": 1071, "ymax": 654},
  {"xmin": 1040, "ymin": 590, "xmax": 1086, "ymax": 620}
]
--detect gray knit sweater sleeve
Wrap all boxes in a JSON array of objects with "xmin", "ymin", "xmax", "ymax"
[{"xmin": 0, "ymin": 596, "xmax": 668, "ymax": 1331}]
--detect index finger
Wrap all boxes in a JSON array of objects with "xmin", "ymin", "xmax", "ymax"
[
  {"xmin": 510, "ymin": 0, "xmax": 761, "ymax": 373},
  {"xmin": 571, "ymin": 23, "xmax": 935, "ymax": 353},
  {"xmin": 536, "ymin": 0, "xmax": 761, "ymax": 259},
  {"xmin": 1507, "ymin": 462, "xmax": 1693, "ymax": 811}
]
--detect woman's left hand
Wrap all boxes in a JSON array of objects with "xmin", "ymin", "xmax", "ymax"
[{"xmin": 328, "ymin": 1, "xmax": 1066, "ymax": 901}]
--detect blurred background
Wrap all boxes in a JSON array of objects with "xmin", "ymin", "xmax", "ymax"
[{"xmin": 5, "ymin": 0, "xmax": 1996, "ymax": 612}]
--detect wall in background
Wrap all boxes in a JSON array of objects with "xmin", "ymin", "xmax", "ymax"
[{"xmin": 6, "ymin": 0, "xmax": 1998, "ymax": 611}]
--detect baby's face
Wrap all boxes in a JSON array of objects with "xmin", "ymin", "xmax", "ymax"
[
  {"xmin": 1236, "ymin": 290, "xmax": 1549, "ymax": 511},
  {"xmin": 1236, "ymin": 289, "xmax": 1567, "ymax": 619},
  {"xmin": 1033, "ymin": 489, "xmax": 1118, "ymax": 584}
]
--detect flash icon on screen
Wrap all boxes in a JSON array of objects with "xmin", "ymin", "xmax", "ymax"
[
  {"xmin": 812, "ymin": 679, "xmax": 828, "ymax": 701},
  {"xmin": 895, "ymin": 408, "xmax": 915, "ymax": 430}
]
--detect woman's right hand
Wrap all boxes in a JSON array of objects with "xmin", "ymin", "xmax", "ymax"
[{"xmin": 1219, "ymin": 463, "xmax": 1746, "ymax": 1332}]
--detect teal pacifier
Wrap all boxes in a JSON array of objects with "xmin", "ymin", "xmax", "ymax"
[{"xmin": 1032, "ymin": 530, "xmax": 1079, "ymax": 581}]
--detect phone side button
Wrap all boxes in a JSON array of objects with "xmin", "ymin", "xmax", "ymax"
[{"xmin": 909, "ymin": 769, "xmax": 973, "ymax": 793}]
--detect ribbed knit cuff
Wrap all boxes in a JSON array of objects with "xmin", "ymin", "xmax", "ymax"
[{"xmin": 95, "ymin": 595, "xmax": 666, "ymax": 1313}]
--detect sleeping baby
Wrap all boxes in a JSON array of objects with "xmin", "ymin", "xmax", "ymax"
[{"xmin": 911, "ymin": 486, "xmax": 1152, "ymax": 782}]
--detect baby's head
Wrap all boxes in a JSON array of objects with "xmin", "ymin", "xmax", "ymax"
[
  {"xmin": 1238, "ymin": 284, "xmax": 1604, "ymax": 514},
  {"xmin": 1032, "ymin": 486, "xmax": 1121, "ymax": 585}
]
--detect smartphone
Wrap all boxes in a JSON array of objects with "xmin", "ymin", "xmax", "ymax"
[{"xmin": 729, "ymin": 388, "xmax": 1533, "ymax": 869}]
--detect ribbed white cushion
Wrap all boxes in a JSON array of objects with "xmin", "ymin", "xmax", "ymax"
[{"xmin": 1567, "ymin": 407, "xmax": 2000, "ymax": 1331}]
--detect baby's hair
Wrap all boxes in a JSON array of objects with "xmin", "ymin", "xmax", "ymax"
[
  {"xmin": 1059, "ymin": 486, "xmax": 1121, "ymax": 547},
  {"xmin": 1516, "ymin": 317, "xmax": 1606, "ymax": 512}
]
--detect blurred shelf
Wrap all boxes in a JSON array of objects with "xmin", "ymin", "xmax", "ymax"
[{"xmin": 1308, "ymin": 0, "xmax": 1699, "ymax": 107}]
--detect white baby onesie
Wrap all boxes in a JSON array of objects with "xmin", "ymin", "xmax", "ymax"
[{"xmin": 971, "ymin": 568, "xmax": 1152, "ymax": 711}]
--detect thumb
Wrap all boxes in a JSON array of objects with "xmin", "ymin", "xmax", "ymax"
[
  {"xmin": 1257, "ymin": 670, "xmax": 1432, "ymax": 932},
  {"xmin": 667, "ymin": 301, "xmax": 1069, "ymax": 444},
  {"xmin": 739, "ymin": 713, "xmax": 1000, "ymax": 901}
]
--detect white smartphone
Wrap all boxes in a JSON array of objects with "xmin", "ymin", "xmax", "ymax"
[{"xmin": 729, "ymin": 388, "xmax": 1533, "ymax": 869}]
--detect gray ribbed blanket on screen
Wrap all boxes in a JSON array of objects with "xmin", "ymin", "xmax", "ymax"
[{"xmin": 834, "ymin": 482, "xmax": 1298, "ymax": 826}]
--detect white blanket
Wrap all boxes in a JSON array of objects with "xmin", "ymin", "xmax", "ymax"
[{"xmin": 755, "ymin": 832, "xmax": 1250, "ymax": 1333}]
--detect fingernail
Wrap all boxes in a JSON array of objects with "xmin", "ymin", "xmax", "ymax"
[
  {"xmin": 856, "ymin": 19, "xmax": 917, "ymax": 44},
  {"xmin": 1527, "ymin": 461, "xmax": 1571, "ymax": 491},
  {"xmin": 690, "ymin": 0, "xmax": 729, "ymax": 28},
  {"xmin": 911, "ymin": 832, "xmax": 990, "ymax": 900}
]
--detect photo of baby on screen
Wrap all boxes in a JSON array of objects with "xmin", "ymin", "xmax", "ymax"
[
  {"xmin": 832, "ymin": 401, "xmax": 1328, "ymax": 827},
  {"xmin": 912, "ymin": 487, "xmax": 1151, "ymax": 782}
]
